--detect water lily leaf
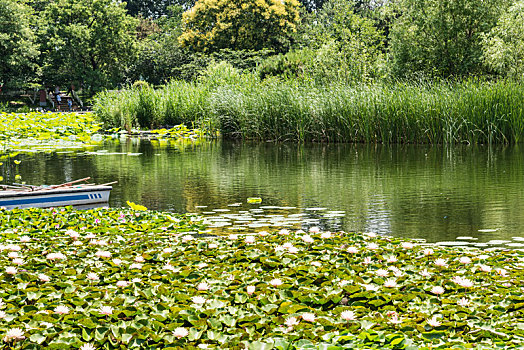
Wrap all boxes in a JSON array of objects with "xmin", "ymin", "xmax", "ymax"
[{"xmin": 29, "ymin": 333, "xmax": 47, "ymax": 344}]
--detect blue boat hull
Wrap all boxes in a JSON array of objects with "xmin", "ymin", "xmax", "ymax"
[{"xmin": 0, "ymin": 186, "xmax": 112, "ymax": 209}]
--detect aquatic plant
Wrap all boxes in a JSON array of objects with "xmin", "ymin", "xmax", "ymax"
[
  {"xmin": 94, "ymin": 79, "xmax": 524, "ymax": 144},
  {"xmin": 0, "ymin": 207, "xmax": 522, "ymax": 348}
]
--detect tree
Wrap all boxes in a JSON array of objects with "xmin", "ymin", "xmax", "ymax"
[
  {"xmin": 389, "ymin": 0, "xmax": 510, "ymax": 78},
  {"xmin": 297, "ymin": 0, "xmax": 386, "ymax": 82},
  {"xmin": 0, "ymin": 0, "xmax": 39, "ymax": 89},
  {"xmin": 178, "ymin": 0, "xmax": 301, "ymax": 53},
  {"xmin": 125, "ymin": 0, "xmax": 195, "ymax": 19},
  {"xmin": 39, "ymin": 0, "xmax": 138, "ymax": 92},
  {"xmin": 483, "ymin": 0, "xmax": 524, "ymax": 79}
]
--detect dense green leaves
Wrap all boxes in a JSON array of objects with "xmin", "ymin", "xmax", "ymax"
[
  {"xmin": 0, "ymin": 0, "xmax": 39, "ymax": 89},
  {"xmin": 482, "ymin": 0, "xmax": 524, "ymax": 79},
  {"xmin": 38, "ymin": 0, "xmax": 138, "ymax": 92},
  {"xmin": 389, "ymin": 0, "xmax": 511, "ymax": 78},
  {"xmin": 179, "ymin": 0, "xmax": 301, "ymax": 53}
]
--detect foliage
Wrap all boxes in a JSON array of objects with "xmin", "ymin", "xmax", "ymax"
[
  {"xmin": 0, "ymin": 112, "xmax": 102, "ymax": 154},
  {"xmin": 0, "ymin": 207, "xmax": 522, "ymax": 348},
  {"xmin": 38, "ymin": 0, "xmax": 138, "ymax": 92},
  {"xmin": 179, "ymin": 0, "xmax": 301, "ymax": 53},
  {"xmin": 482, "ymin": 0, "xmax": 524, "ymax": 80},
  {"xmin": 94, "ymin": 77, "xmax": 524, "ymax": 144},
  {"xmin": 389, "ymin": 0, "xmax": 510, "ymax": 78},
  {"xmin": 293, "ymin": 0, "xmax": 386, "ymax": 83},
  {"xmin": 125, "ymin": 0, "xmax": 195, "ymax": 18},
  {"xmin": 0, "ymin": 0, "xmax": 40, "ymax": 89}
]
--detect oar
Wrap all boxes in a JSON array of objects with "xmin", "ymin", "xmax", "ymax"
[{"xmin": 47, "ymin": 177, "xmax": 91, "ymax": 189}]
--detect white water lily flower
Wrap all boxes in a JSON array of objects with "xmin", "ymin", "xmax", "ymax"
[
  {"xmin": 431, "ymin": 286, "xmax": 445, "ymax": 295},
  {"xmin": 269, "ymin": 278, "xmax": 283, "ymax": 287},
  {"xmin": 383, "ymin": 278, "xmax": 397, "ymax": 288},
  {"xmin": 5, "ymin": 266, "xmax": 17, "ymax": 275},
  {"xmin": 86, "ymin": 272, "xmax": 99, "ymax": 281},
  {"xmin": 116, "ymin": 281, "xmax": 129, "ymax": 288},
  {"xmin": 301, "ymin": 312, "xmax": 315, "ymax": 322},
  {"xmin": 301, "ymin": 234, "xmax": 314, "ymax": 243},
  {"xmin": 99, "ymin": 306, "xmax": 113, "ymax": 315},
  {"xmin": 197, "ymin": 282, "xmax": 209, "ymax": 291},
  {"xmin": 79, "ymin": 344, "xmax": 96, "ymax": 350},
  {"xmin": 340, "ymin": 310, "xmax": 356, "ymax": 321},
  {"xmin": 426, "ymin": 316, "xmax": 441, "ymax": 327},
  {"xmin": 284, "ymin": 316, "xmax": 299, "ymax": 327},
  {"xmin": 191, "ymin": 296, "xmax": 207, "ymax": 304},
  {"xmin": 375, "ymin": 269, "xmax": 389, "ymax": 277},
  {"xmin": 3, "ymin": 328, "xmax": 25, "ymax": 342},
  {"xmin": 173, "ymin": 327, "xmax": 189, "ymax": 339},
  {"xmin": 95, "ymin": 251, "xmax": 111, "ymax": 258},
  {"xmin": 54, "ymin": 305, "xmax": 69, "ymax": 315}
]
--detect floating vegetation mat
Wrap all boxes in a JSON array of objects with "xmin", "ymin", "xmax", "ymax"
[
  {"xmin": 0, "ymin": 112, "xmax": 207, "ymax": 155},
  {"xmin": 0, "ymin": 207, "xmax": 523, "ymax": 349},
  {"xmin": 0, "ymin": 112, "xmax": 103, "ymax": 153}
]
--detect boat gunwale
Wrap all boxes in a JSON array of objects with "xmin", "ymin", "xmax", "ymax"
[{"xmin": 0, "ymin": 186, "xmax": 112, "ymax": 199}]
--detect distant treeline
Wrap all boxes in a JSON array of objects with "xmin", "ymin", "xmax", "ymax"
[{"xmin": 2, "ymin": 0, "xmax": 524, "ymax": 93}]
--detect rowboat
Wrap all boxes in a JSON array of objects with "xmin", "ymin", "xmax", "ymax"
[{"xmin": 0, "ymin": 178, "xmax": 114, "ymax": 210}]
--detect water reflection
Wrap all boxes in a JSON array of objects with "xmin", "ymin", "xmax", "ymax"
[{"xmin": 16, "ymin": 139, "xmax": 524, "ymax": 245}]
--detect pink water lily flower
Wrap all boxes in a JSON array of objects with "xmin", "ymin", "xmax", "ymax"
[
  {"xmin": 5, "ymin": 266, "xmax": 17, "ymax": 275},
  {"xmin": 54, "ymin": 305, "xmax": 69, "ymax": 315}
]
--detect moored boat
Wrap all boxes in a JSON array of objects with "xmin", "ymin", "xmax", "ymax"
[{"xmin": 0, "ymin": 178, "xmax": 114, "ymax": 209}]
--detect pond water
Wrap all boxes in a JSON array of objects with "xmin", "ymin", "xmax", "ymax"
[{"xmin": 15, "ymin": 139, "xmax": 524, "ymax": 247}]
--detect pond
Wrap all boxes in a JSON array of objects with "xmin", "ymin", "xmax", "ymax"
[{"xmin": 15, "ymin": 139, "xmax": 524, "ymax": 247}]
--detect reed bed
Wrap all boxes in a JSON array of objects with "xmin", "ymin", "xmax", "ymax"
[{"xmin": 93, "ymin": 79, "xmax": 524, "ymax": 144}]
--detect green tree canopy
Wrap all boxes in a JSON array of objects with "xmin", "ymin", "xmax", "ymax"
[
  {"xmin": 179, "ymin": 0, "xmax": 301, "ymax": 53},
  {"xmin": 483, "ymin": 0, "xmax": 524, "ymax": 79},
  {"xmin": 0, "ymin": 0, "xmax": 39, "ymax": 89},
  {"xmin": 125, "ymin": 0, "xmax": 195, "ymax": 18},
  {"xmin": 389, "ymin": 0, "xmax": 510, "ymax": 78},
  {"xmin": 39, "ymin": 0, "xmax": 138, "ymax": 91},
  {"xmin": 299, "ymin": 0, "xmax": 385, "ymax": 82}
]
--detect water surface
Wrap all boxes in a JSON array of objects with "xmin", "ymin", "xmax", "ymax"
[{"xmin": 16, "ymin": 139, "xmax": 524, "ymax": 246}]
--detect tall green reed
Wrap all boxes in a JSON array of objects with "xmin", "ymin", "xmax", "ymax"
[{"xmin": 93, "ymin": 77, "xmax": 524, "ymax": 144}]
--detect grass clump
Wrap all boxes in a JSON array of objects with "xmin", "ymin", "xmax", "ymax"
[
  {"xmin": 93, "ymin": 74, "xmax": 524, "ymax": 144},
  {"xmin": 0, "ymin": 207, "xmax": 522, "ymax": 348}
]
